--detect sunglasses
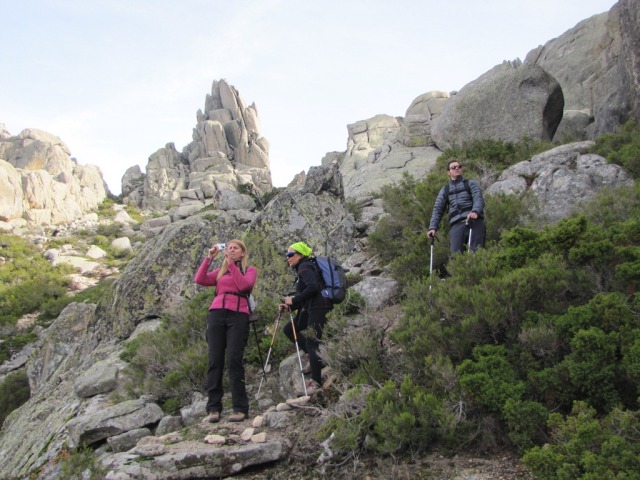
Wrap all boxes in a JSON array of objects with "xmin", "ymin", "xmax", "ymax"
[
  {"xmin": 449, "ymin": 165, "xmax": 462, "ymax": 170},
  {"xmin": 286, "ymin": 252, "xmax": 297, "ymax": 258}
]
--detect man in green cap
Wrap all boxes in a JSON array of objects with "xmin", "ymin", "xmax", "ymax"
[{"xmin": 280, "ymin": 241, "xmax": 332, "ymax": 395}]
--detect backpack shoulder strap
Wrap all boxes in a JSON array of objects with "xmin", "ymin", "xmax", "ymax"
[{"xmin": 444, "ymin": 179, "xmax": 471, "ymax": 199}]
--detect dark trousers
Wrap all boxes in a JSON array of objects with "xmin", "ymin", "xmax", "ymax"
[
  {"xmin": 283, "ymin": 308, "xmax": 330, "ymax": 385},
  {"xmin": 206, "ymin": 309, "xmax": 250, "ymax": 415},
  {"xmin": 449, "ymin": 218, "xmax": 486, "ymax": 254}
]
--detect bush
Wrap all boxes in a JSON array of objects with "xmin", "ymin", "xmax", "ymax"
[
  {"xmin": 439, "ymin": 137, "xmax": 555, "ymax": 175},
  {"xmin": 56, "ymin": 445, "xmax": 108, "ymax": 480},
  {"xmin": 561, "ymin": 327, "xmax": 621, "ymax": 411},
  {"xmin": 322, "ymin": 313, "xmax": 391, "ymax": 386},
  {"xmin": 322, "ymin": 377, "xmax": 451, "ymax": 459},
  {"xmin": 457, "ymin": 345, "xmax": 526, "ymax": 414},
  {"xmin": 0, "ymin": 234, "xmax": 72, "ymax": 326},
  {"xmin": 362, "ymin": 377, "xmax": 451, "ymax": 456},
  {"xmin": 38, "ymin": 278, "xmax": 115, "ymax": 322},
  {"xmin": 331, "ymin": 289, "xmax": 366, "ymax": 317},
  {"xmin": 96, "ymin": 223, "xmax": 123, "ymax": 239},
  {"xmin": 503, "ymin": 398, "xmax": 549, "ymax": 452},
  {"xmin": 590, "ymin": 119, "xmax": 640, "ymax": 178},
  {"xmin": 0, "ymin": 370, "xmax": 30, "ymax": 426},
  {"xmin": 0, "ymin": 332, "xmax": 38, "ymax": 363},
  {"xmin": 522, "ymin": 402, "xmax": 640, "ymax": 480},
  {"xmin": 119, "ymin": 292, "xmax": 210, "ymax": 407}
]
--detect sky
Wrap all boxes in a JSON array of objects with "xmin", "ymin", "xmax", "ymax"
[{"xmin": 0, "ymin": 0, "xmax": 618, "ymax": 195}]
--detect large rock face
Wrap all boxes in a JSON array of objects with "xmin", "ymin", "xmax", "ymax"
[
  {"xmin": 337, "ymin": 94, "xmax": 446, "ymax": 200},
  {"xmin": 0, "ymin": 126, "xmax": 108, "ymax": 225},
  {"xmin": 525, "ymin": 0, "xmax": 640, "ymax": 139},
  {"xmin": 619, "ymin": 0, "xmax": 640, "ymax": 123},
  {"xmin": 431, "ymin": 61, "xmax": 564, "ymax": 150},
  {"xmin": 122, "ymin": 80, "xmax": 272, "ymax": 211},
  {"xmin": 487, "ymin": 141, "xmax": 635, "ymax": 223}
]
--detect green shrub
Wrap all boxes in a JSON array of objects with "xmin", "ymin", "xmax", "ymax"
[
  {"xmin": 38, "ymin": 278, "xmax": 115, "ymax": 322},
  {"xmin": 0, "ymin": 234, "xmax": 73, "ymax": 326},
  {"xmin": 577, "ymin": 183, "xmax": 640, "ymax": 228},
  {"xmin": 439, "ymin": 137, "xmax": 554, "ymax": 175},
  {"xmin": 457, "ymin": 345, "xmax": 526, "ymax": 414},
  {"xmin": 523, "ymin": 402, "xmax": 640, "ymax": 480},
  {"xmin": 125, "ymin": 206, "xmax": 145, "ymax": 223},
  {"xmin": 57, "ymin": 445, "xmax": 108, "ymax": 480},
  {"xmin": 322, "ymin": 377, "xmax": 450, "ymax": 458},
  {"xmin": 561, "ymin": 327, "xmax": 621, "ymax": 411},
  {"xmin": 590, "ymin": 119, "xmax": 640, "ymax": 178},
  {"xmin": 361, "ymin": 377, "xmax": 450, "ymax": 456},
  {"xmin": 344, "ymin": 198, "xmax": 364, "ymax": 221},
  {"xmin": 0, "ymin": 370, "xmax": 30, "ymax": 426},
  {"xmin": 322, "ymin": 314, "xmax": 390, "ymax": 386},
  {"xmin": 621, "ymin": 329, "xmax": 640, "ymax": 400},
  {"xmin": 93, "ymin": 235, "xmax": 110, "ymax": 248},
  {"xmin": 331, "ymin": 289, "xmax": 366, "ymax": 317},
  {"xmin": 258, "ymin": 187, "xmax": 285, "ymax": 208},
  {"xmin": 503, "ymin": 398, "xmax": 549, "ymax": 452},
  {"xmin": 96, "ymin": 223, "xmax": 123, "ymax": 239},
  {"xmin": 0, "ymin": 332, "xmax": 37, "ymax": 363},
  {"xmin": 119, "ymin": 292, "xmax": 210, "ymax": 406}
]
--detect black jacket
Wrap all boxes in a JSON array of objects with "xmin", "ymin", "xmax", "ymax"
[{"xmin": 291, "ymin": 258, "xmax": 332, "ymax": 311}]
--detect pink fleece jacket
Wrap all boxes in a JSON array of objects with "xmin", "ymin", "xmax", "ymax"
[{"xmin": 194, "ymin": 257, "xmax": 257, "ymax": 314}]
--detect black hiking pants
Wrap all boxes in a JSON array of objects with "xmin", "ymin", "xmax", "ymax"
[
  {"xmin": 206, "ymin": 308, "xmax": 250, "ymax": 415},
  {"xmin": 283, "ymin": 307, "xmax": 330, "ymax": 385},
  {"xmin": 450, "ymin": 218, "xmax": 486, "ymax": 253}
]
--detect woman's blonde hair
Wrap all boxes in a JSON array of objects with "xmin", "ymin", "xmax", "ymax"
[{"xmin": 216, "ymin": 239, "xmax": 249, "ymax": 280}]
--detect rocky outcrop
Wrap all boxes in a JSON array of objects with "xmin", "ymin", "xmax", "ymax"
[
  {"xmin": 122, "ymin": 80, "xmax": 272, "ymax": 212},
  {"xmin": 487, "ymin": 141, "xmax": 635, "ymax": 223},
  {"xmin": 525, "ymin": 0, "xmax": 640, "ymax": 139},
  {"xmin": 431, "ymin": 61, "xmax": 564, "ymax": 150},
  {"xmin": 246, "ymin": 164, "xmax": 356, "ymax": 296},
  {"xmin": 0, "ymin": 126, "xmax": 108, "ymax": 226},
  {"xmin": 619, "ymin": 0, "xmax": 640, "ymax": 123},
  {"xmin": 102, "ymin": 438, "xmax": 287, "ymax": 479},
  {"xmin": 338, "ymin": 99, "xmax": 444, "ymax": 200},
  {"xmin": 0, "ymin": 303, "xmax": 101, "ymax": 478}
]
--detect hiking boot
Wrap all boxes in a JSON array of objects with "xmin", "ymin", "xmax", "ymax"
[
  {"xmin": 296, "ymin": 379, "xmax": 322, "ymax": 397},
  {"xmin": 203, "ymin": 412, "xmax": 220, "ymax": 423},
  {"xmin": 228, "ymin": 412, "xmax": 247, "ymax": 422}
]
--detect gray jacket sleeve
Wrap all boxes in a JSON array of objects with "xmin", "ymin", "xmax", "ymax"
[
  {"xmin": 428, "ymin": 186, "xmax": 448, "ymax": 231},
  {"xmin": 469, "ymin": 180, "xmax": 485, "ymax": 214}
]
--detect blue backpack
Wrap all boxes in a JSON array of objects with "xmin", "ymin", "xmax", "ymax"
[{"xmin": 313, "ymin": 256, "xmax": 348, "ymax": 304}]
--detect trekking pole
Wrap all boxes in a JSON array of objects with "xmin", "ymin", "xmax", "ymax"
[
  {"xmin": 466, "ymin": 219, "xmax": 473, "ymax": 252},
  {"xmin": 256, "ymin": 310, "xmax": 283, "ymax": 398},
  {"xmin": 250, "ymin": 318, "xmax": 265, "ymax": 377},
  {"xmin": 429, "ymin": 236, "xmax": 435, "ymax": 293},
  {"xmin": 287, "ymin": 306, "xmax": 308, "ymax": 397}
]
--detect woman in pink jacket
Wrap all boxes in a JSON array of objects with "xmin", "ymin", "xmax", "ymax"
[{"xmin": 194, "ymin": 239, "xmax": 257, "ymax": 423}]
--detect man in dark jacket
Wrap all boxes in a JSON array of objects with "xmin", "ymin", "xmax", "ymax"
[{"xmin": 427, "ymin": 160, "xmax": 486, "ymax": 253}]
